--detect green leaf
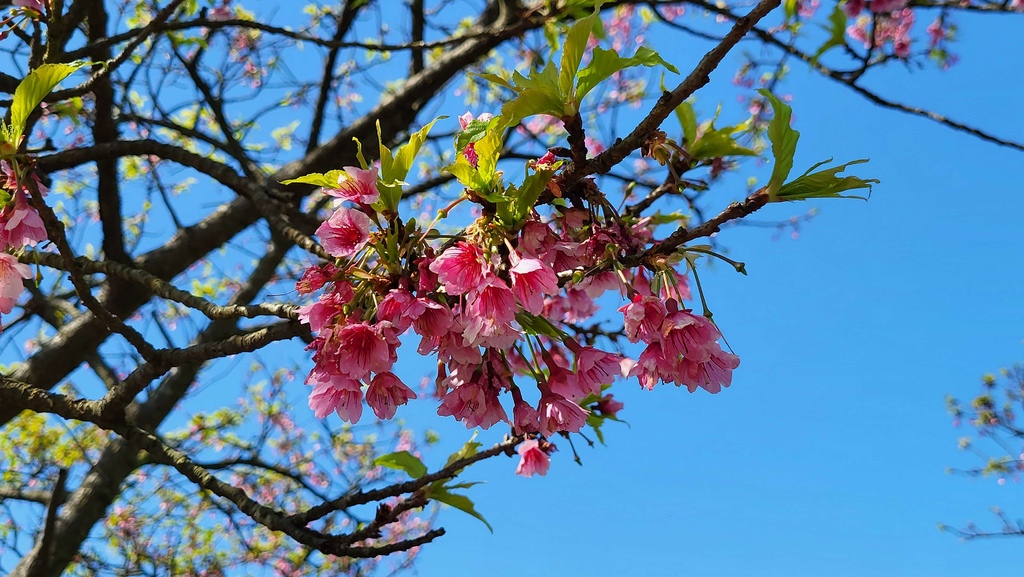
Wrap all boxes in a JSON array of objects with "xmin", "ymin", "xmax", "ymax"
[
  {"xmin": 454, "ymin": 117, "xmax": 498, "ymax": 152},
  {"xmin": 499, "ymin": 66, "xmax": 566, "ymax": 127},
  {"xmin": 444, "ymin": 432, "xmax": 481, "ymax": 471},
  {"xmin": 576, "ymin": 46, "xmax": 679, "ymax": 104},
  {"xmin": 515, "ymin": 311, "xmax": 566, "ymax": 339},
  {"xmin": 445, "ymin": 156, "xmax": 481, "ymax": 189},
  {"xmin": 758, "ymin": 89, "xmax": 800, "ymax": 198},
  {"xmin": 775, "ymin": 158, "xmax": 878, "ymax": 201},
  {"xmin": 559, "ymin": 12, "xmax": 599, "ymax": 98},
  {"xmin": 783, "ymin": 0, "xmax": 798, "ymax": 20},
  {"xmin": 353, "ymin": 136, "xmax": 368, "ymax": 169},
  {"xmin": 500, "ymin": 89, "xmax": 566, "ymax": 128},
  {"xmin": 675, "ymin": 101, "xmax": 698, "ymax": 147},
  {"xmin": 472, "ymin": 72, "xmax": 516, "ymax": 91},
  {"xmin": 812, "ymin": 6, "xmax": 848, "ymax": 65},
  {"xmin": 496, "ymin": 168, "xmax": 554, "ymax": 229},
  {"xmin": 376, "ymin": 121, "xmax": 395, "ymax": 183},
  {"xmin": 5, "ymin": 62, "xmax": 90, "ymax": 145},
  {"xmin": 392, "ymin": 116, "xmax": 443, "ymax": 183},
  {"xmin": 586, "ymin": 414, "xmax": 608, "ymax": 445},
  {"xmin": 688, "ymin": 119, "xmax": 757, "ymax": 160},
  {"xmin": 280, "ymin": 169, "xmax": 346, "ymax": 188},
  {"xmin": 473, "ymin": 128, "xmax": 503, "ymax": 188},
  {"xmin": 373, "ymin": 451, "xmax": 427, "ymax": 479},
  {"xmin": 426, "ymin": 484, "xmax": 493, "ymax": 532}
]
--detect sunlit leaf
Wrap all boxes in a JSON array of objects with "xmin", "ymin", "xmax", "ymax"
[
  {"xmin": 576, "ymin": 46, "xmax": 678, "ymax": 104},
  {"xmin": 5, "ymin": 62, "xmax": 90, "ymax": 146},
  {"xmin": 373, "ymin": 451, "xmax": 428, "ymax": 479},
  {"xmin": 758, "ymin": 88, "xmax": 799, "ymax": 197},
  {"xmin": 426, "ymin": 484, "xmax": 493, "ymax": 532},
  {"xmin": 775, "ymin": 158, "xmax": 877, "ymax": 201}
]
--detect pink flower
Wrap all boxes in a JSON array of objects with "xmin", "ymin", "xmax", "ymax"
[
  {"xmin": 0, "ymin": 200, "xmax": 46, "ymax": 249},
  {"xmin": 596, "ymin": 394, "xmax": 624, "ymax": 418},
  {"xmin": 333, "ymin": 321, "xmax": 397, "ymax": 380},
  {"xmin": 660, "ymin": 310, "xmax": 721, "ymax": 364},
  {"xmin": 295, "ymin": 263, "xmax": 338, "ymax": 294},
  {"xmin": 512, "ymin": 395, "xmax": 540, "ymax": 434},
  {"xmin": 433, "ymin": 317, "xmax": 483, "ymax": 364},
  {"xmin": 868, "ymin": 0, "xmax": 907, "ymax": 12},
  {"xmin": 296, "ymin": 284, "xmax": 353, "ymax": 333},
  {"xmin": 515, "ymin": 439, "xmax": 551, "ymax": 477},
  {"xmin": 437, "ymin": 380, "xmax": 508, "ymax": 429},
  {"xmin": 416, "ymin": 256, "xmax": 439, "ymax": 294},
  {"xmin": 13, "ymin": 0, "xmax": 45, "ymax": 14},
  {"xmin": 316, "ymin": 207, "xmax": 371, "ymax": 258},
  {"xmin": 563, "ymin": 288, "xmax": 598, "ymax": 323},
  {"xmin": 676, "ymin": 343, "xmax": 740, "ymax": 394},
  {"xmin": 412, "ymin": 298, "xmax": 454, "ymax": 342},
  {"xmin": 628, "ymin": 341, "xmax": 676, "ymax": 390},
  {"xmin": 366, "ymin": 372, "xmax": 417, "ymax": 419},
  {"xmin": 325, "ymin": 166, "xmax": 380, "ymax": 204},
  {"xmin": 308, "ymin": 372, "xmax": 364, "ymax": 422},
  {"xmin": 519, "ymin": 219, "xmax": 556, "ymax": 258},
  {"xmin": 566, "ymin": 340, "xmax": 621, "ymax": 396},
  {"xmin": 377, "ymin": 288, "xmax": 424, "ymax": 333},
  {"xmin": 618, "ymin": 295, "xmax": 667, "ymax": 344},
  {"xmin": 429, "ymin": 242, "xmax": 488, "ymax": 296},
  {"xmin": 844, "ymin": 0, "xmax": 864, "ymax": 16},
  {"xmin": 207, "ymin": 5, "xmax": 233, "ymax": 20},
  {"xmin": 509, "ymin": 254, "xmax": 558, "ymax": 314},
  {"xmin": 537, "ymin": 391, "xmax": 588, "ymax": 436},
  {"xmin": 462, "ymin": 277, "xmax": 518, "ymax": 347},
  {"xmin": 0, "ymin": 252, "xmax": 31, "ymax": 314},
  {"xmin": 546, "ymin": 359, "xmax": 584, "ymax": 400}
]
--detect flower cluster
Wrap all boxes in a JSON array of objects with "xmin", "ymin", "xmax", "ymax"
[
  {"xmin": 295, "ymin": 115, "xmax": 742, "ymax": 477},
  {"xmin": 0, "ymin": 161, "xmax": 48, "ymax": 330}
]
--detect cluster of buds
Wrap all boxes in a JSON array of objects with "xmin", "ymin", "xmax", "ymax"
[{"xmin": 295, "ymin": 113, "xmax": 741, "ymax": 475}]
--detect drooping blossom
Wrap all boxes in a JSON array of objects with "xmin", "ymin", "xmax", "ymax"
[
  {"xmin": 429, "ymin": 241, "xmax": 489, "ymax": 296},
  {"xmin": 376, "ymin": 287, "xmax": 424, "ymax": 333},
  {"xmin": 537, "ymin": 390, "xmax": 588, "ymax": 436},
  {"xmin": 0, "ymin": 197, "xmax": 47, "ymax": 249},
  {"xmin": 307, "ymin": 371, "xmax": 364, "ymax": 422},
  {"xmin": 619, "ymin": 295, "xmax": 668, "ymax": 343},
  {"xmin": 509, "ymin": 253, "xmax": 558, "ymax": 314},
  {"xmin": 409, "ymin": 297, "xmax": 454, "ymax": 342},
  {"xmin": 325, "ymin": 166, "xmax": 380, "ymax": 204},
  {"xmin": 333, "ymin": 321, "xmax": 397, "ymax": 380},
  {"xmin": 675, "ymin": 343, "xmax": 741, "ymax": 394},
  {"xmin": 596, "ymin": 394, "xmax": 624, "ymax": 418},
  {"xmin": 0, "ymin": 252, "xmax": 31, "ymax": 315},
  {"xmin": 512, "ymin": 393, "xmax": 540, "ymax": 435},
  {"xmin": 295, "ymin": 263, "xmax": 338, "ymax": 294},
  {"xmin": 316, "ymin": 207, "xmax": 371, "ymax": 258},
  {"xmin": 545, "ymin": 358, "xmax": 584, "ymax": 400},
  {"xmin": 515, "ymin": 439, "xmax": 551, "ymax": 477},
  {"xmin": 296, "ymin": 284, "xmax": 353, "ymax": 333},
  {"xmin": 660, "ymin": 310, "xmax": 721, "ymax": 364},
  {"xmin": 437, "ymin": 379, "xmax": 508, "ymax": 429},
  {"xmin": 628, "ymin": 341, "xmax": 675, "ymax": 391},
  {"xmin": 566, "ymin": 340, "xmax": 622, "ymax": 396},
  {"xmin": 366, "ymin": 372, "xmax": 417, "ymax": 419},
  {"xmin": 462, "ymin": 276, "xmax": 518, "ymax": 347}
]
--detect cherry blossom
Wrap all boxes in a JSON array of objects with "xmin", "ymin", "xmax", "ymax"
[{"xmin": 316, "ymin": 207, "xmax": 371, "ymax": 258}]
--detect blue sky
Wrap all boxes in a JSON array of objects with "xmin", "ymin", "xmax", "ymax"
[{"xmin": 405, "ymin": 11, "xmax": 1024, "ymax": 577}]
